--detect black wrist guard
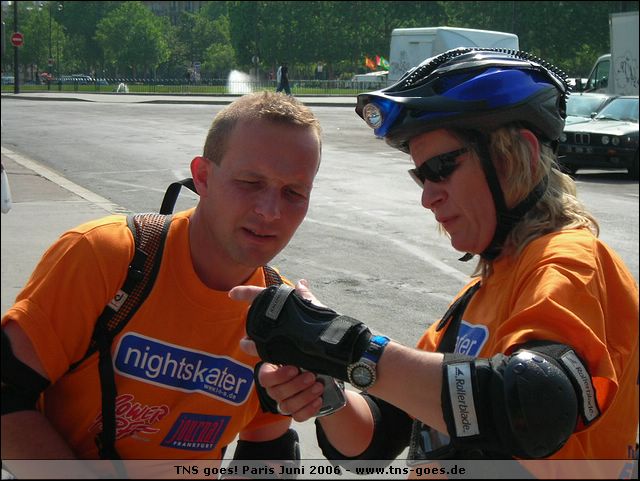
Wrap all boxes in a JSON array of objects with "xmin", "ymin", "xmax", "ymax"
[{"xmin": 246, "ymin": 285, "xmax": 371, "ymax": 381}]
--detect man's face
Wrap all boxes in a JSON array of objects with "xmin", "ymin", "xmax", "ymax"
[
  {"xmin": 200, "ymin": 119, "xmax": 320, "ymax": 270},
  {"xmin": 409, "ymin": 129, "xmax": 496, "ymax": 255}
]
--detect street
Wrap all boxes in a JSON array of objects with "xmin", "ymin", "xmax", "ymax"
[{"xmin": 1, "ymin": 97, "xmax": 638, "ymax": 346}]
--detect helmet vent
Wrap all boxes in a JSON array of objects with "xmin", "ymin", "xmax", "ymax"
[{"xmin": 400, "ymin": 48, "xmax": 571, "ymax": 105}]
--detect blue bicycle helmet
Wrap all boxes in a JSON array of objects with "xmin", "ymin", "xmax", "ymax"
[
  {"xmin": 356, "ymin": 47, "xmax": 570, "ymax": 153},
  {"xmin": 356, "ymin": 48, "xmax": 571, "ymax": 261}
]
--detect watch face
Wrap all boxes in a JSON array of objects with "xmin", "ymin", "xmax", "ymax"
[{"xmin": 351, "ymin": 365, "xmax": 373, "ymax": 388}]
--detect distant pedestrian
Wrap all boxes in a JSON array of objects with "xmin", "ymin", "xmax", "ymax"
[{"xmin": 276, "ymin": 63, "xmax": 291, "ymax": 95}]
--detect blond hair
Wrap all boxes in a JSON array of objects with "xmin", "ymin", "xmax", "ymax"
[
  {"xmin": 203, "ymin": 91, "xmax": 322, "ymax": 165},
  {"xmin": 465, "ymin": 126, "xmax": 599, "ymax": 278}
]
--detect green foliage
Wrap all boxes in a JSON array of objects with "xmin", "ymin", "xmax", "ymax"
[
  {"xmin": 2, "ymin": 1, "xmax": 638, "ymax": 81},
  {"xmin": 95, "ymin": 1, "xmax": 170, "ymax": 76}
]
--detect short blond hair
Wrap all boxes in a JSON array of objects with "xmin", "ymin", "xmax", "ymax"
[{"xmin": 203, "ymin": 91, "xmax": 322, "ymax": 165}]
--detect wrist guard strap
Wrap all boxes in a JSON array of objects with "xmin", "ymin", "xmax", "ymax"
[{"xmin": 246, "ymin": 285, "xmax": 371, "ymax": 381}]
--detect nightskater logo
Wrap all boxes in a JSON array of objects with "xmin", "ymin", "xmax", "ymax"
[
  {"xmin": 161, "ymin": 413, "xmax": 230, "ymax": 451},
  {"xmin": 114, "ymin": 333, "xmax": 253, "ymax": 404},
  {"xmin": 455, "ymin": 321, "xmax": 488, "ymax": 356}
]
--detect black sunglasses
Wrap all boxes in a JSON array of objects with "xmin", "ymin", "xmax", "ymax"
[{"xmin": 408, "ymin": 148, "xmax": 469, "ymax": 187}]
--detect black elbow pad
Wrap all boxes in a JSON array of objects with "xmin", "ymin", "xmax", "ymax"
[
  {"xmin": 1, "ymin": 329, "xmax": 50, "ymax": 415},
  {"xmin": 441, "ymin": 343, "xmax": 590, "ymax": 459}
]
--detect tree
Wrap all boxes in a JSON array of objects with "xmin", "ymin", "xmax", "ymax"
[
  {"xmin": 228, "ymin": 0, "xmax": 261, "ymax": 68},
  {"xmin": 201, "ymin": 16, "xmax": 236, "ymax": 78},
  {"xmin": 95, "ymin": 1, "xmax": 170, "ymax": 77},
  {"xmin": 58, "ymin": 1, "xmax": 122, "ymax": 76}
]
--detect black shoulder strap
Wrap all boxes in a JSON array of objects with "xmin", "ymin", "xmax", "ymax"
[
  {"xmin": 434, "ymin": 281, "xmax": 481, "ymax": 353},
  {"xmin": 159, "ymin": 178, "xmax": 196, "ymax": 215},
  {"xmin": 69, "ymin": 213, "xmax": 172, "ymax": 371},
  {"xmin": 68, "ymin": 213, "xmax": 171, "ymax": 459}
]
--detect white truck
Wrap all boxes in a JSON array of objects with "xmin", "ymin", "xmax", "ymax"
[
  {"xmin": 388, "ymin": 26, "xmax": 519, "ymax": 83},
  {"xmin": 584, "ymin": 11, "xmax": 639, "ymax": 96}
]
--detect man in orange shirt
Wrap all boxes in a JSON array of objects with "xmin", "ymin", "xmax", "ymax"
[
  {"xmin": 1, "ymin": 92, "xmax": 325, "ymax": 467},
  {"xmin": 232, "ymin": 49, "xmax": 639, "ymax": 468}
]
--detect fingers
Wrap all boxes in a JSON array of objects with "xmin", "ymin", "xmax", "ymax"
[
  {"xmin": 277, "ymin": 383, "xmax": 324, "ymax": 422},
  {"xmin": 229, "ymin": 285, "xmax": 265, "ymax": 302},
  {"xmin": 259, "ymin": 364, "xmax": 324, "ymax": 422},
  {"xmin": 294, "ymin": 279, "xmax": 327, "ymax": 308},
  {"xmin": 239, "ymin": 337, "xmax": 258, "ymax": 356}
]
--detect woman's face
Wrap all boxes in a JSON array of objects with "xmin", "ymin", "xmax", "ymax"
[{"xmin": 409, "ymin": 129, "xmax": 496, "ymax": 255}]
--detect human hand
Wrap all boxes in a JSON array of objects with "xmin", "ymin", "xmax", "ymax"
[
  {"xmin": 256, "ymin": 363, "xmax": 327, "ymax": 422},
  {"xmin": 241, "ymin": 281, "xmax": 372, "ymax": 381},
  {"xmin": 234, "ymin": 279, "xmax": 327, "ymax": 357}
]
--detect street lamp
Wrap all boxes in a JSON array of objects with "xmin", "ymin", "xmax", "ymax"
[
  {"xmin": 48, "ymin": 3, "xmax": 52, "ymax": 67},
  {"xmin": 41, "ymin": 1, "xmax": 62, "ymax": 87},
  {"xmin": 13, "ymin": 0, "xmax": 19, "ymax": 94},
  {"xmin": 54, "ymin": 2, "xmax": 63, "ymax": 81}
]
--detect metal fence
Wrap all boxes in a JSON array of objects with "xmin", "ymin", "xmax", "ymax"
[{"xmin": 1, "ymin": 77, "xmax": 389, "ymax": 96}]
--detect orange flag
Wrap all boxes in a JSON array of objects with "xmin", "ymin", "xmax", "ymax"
[{"xmin": 365, "ymin": 56, "xmax": 376, "ymax": 70}]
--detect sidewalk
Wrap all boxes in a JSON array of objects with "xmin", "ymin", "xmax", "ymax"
[
  {"xmin": 1, "ymin": 148, "xmax": 118, "ymax": 315},
  {"xmin": 0, "ymin": 146, "xmax": 326, "ymax": 459},
  {"xmin": 1, "ymin": 91, "xmax": 357, "ymax": 107}
]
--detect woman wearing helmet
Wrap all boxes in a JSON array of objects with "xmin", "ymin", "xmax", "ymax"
[{"xmin": 233, "ymin": 49, "xmax": 638, "ymax": 466}]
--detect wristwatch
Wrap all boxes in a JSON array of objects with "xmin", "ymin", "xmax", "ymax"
[{"xmin": 347, "ymin": 335, "xmax": 390, "ymax": 390}]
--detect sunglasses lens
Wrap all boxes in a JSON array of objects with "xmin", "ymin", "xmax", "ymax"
[
  {"xmin": 408, "ymin": 148, "xmax": 467, "ymax": 187},
  {"xmin": 408, "ymin": 168, "xmax": 425, "ymax": 187}
]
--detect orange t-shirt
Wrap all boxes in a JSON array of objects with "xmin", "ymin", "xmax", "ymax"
[
  {"xmin": 2, "ymin": 209, "xmax": 288, "ymax": 459},
  {"xmin": 417, "ymin": 228, "xmax": 638, "ymax": 460}
]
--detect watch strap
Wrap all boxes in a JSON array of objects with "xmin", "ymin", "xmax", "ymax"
[{"xmin": 347, "ymin": 335, "xmax": 390, "ymax": 390}]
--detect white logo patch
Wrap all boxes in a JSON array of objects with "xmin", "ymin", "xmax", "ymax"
[
  {"xmin": 560, "ymin": 350, "xmax": 600, "ymax": 422},
  {"xmin": 446, "ymin": 362, "xmax": 480, "ymax": 437}
]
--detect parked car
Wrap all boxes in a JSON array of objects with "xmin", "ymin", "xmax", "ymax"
[
  {"xmin": 1, "ymin": 75, "xmax": 15, "ymax": 85},
  {"xmin": 558, "ymin": 96, "xmax": 639, "ymax": 178},
  {"xmin": 565, "ymin": 92, "xmax": 617, "ymax": 125}
]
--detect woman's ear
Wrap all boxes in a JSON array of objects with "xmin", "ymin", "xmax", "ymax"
[
  {"xmin": 518, "ymin": 129, "xmax": 540, "ymax": 173},
  {"xmin": 190, "ymin": 156, "xmax": 211, "ymax": 197}
]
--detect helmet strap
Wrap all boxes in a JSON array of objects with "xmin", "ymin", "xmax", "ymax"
[{"xmin": 465, "ymin": 132, "xmax": 547, "ymax": 262}]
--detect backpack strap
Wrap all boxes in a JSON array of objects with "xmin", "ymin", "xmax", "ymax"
[
  {"xmin": 262, "ymin": 264, "xmax": 284, "ymax": 287},
  {"xmin": 159, "ymin": 178, "xmax": 196, "ymax": 215},
  {"xmin": 434, "ymin": 281, "xmax": 481, "ymax": 354},
  {"xmin": 68, "ymin": 213, "xmax": 171, "ymax": 459}
]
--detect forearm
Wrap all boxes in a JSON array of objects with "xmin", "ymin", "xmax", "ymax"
[
  {"xmin": 316, "ymin": 390, "xmax": 374, "ymax": 457},
  {"xmin": 2, "ymin": 410, "xmax": 77, "ymax": 459},
  {"xmin": 368, "ymin": 341, "xmax": 447, "ymax": 434}
]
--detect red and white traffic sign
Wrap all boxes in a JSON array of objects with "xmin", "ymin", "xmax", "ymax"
[{"xmin": 11, "ymin": 32, "xmax": 24, "ymax": 47}]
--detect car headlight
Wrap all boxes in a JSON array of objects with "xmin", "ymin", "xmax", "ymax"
[
  {"xmin": 560, "ymin": 133, "xmax": 567, "ymax": 142},
  {"xmin": 611, "ymin": 136, "xmax": 620, "ymax": 146},
  {"xmin": 601, "ymin": 136, "xmax": 610, "ymax": 145}
]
